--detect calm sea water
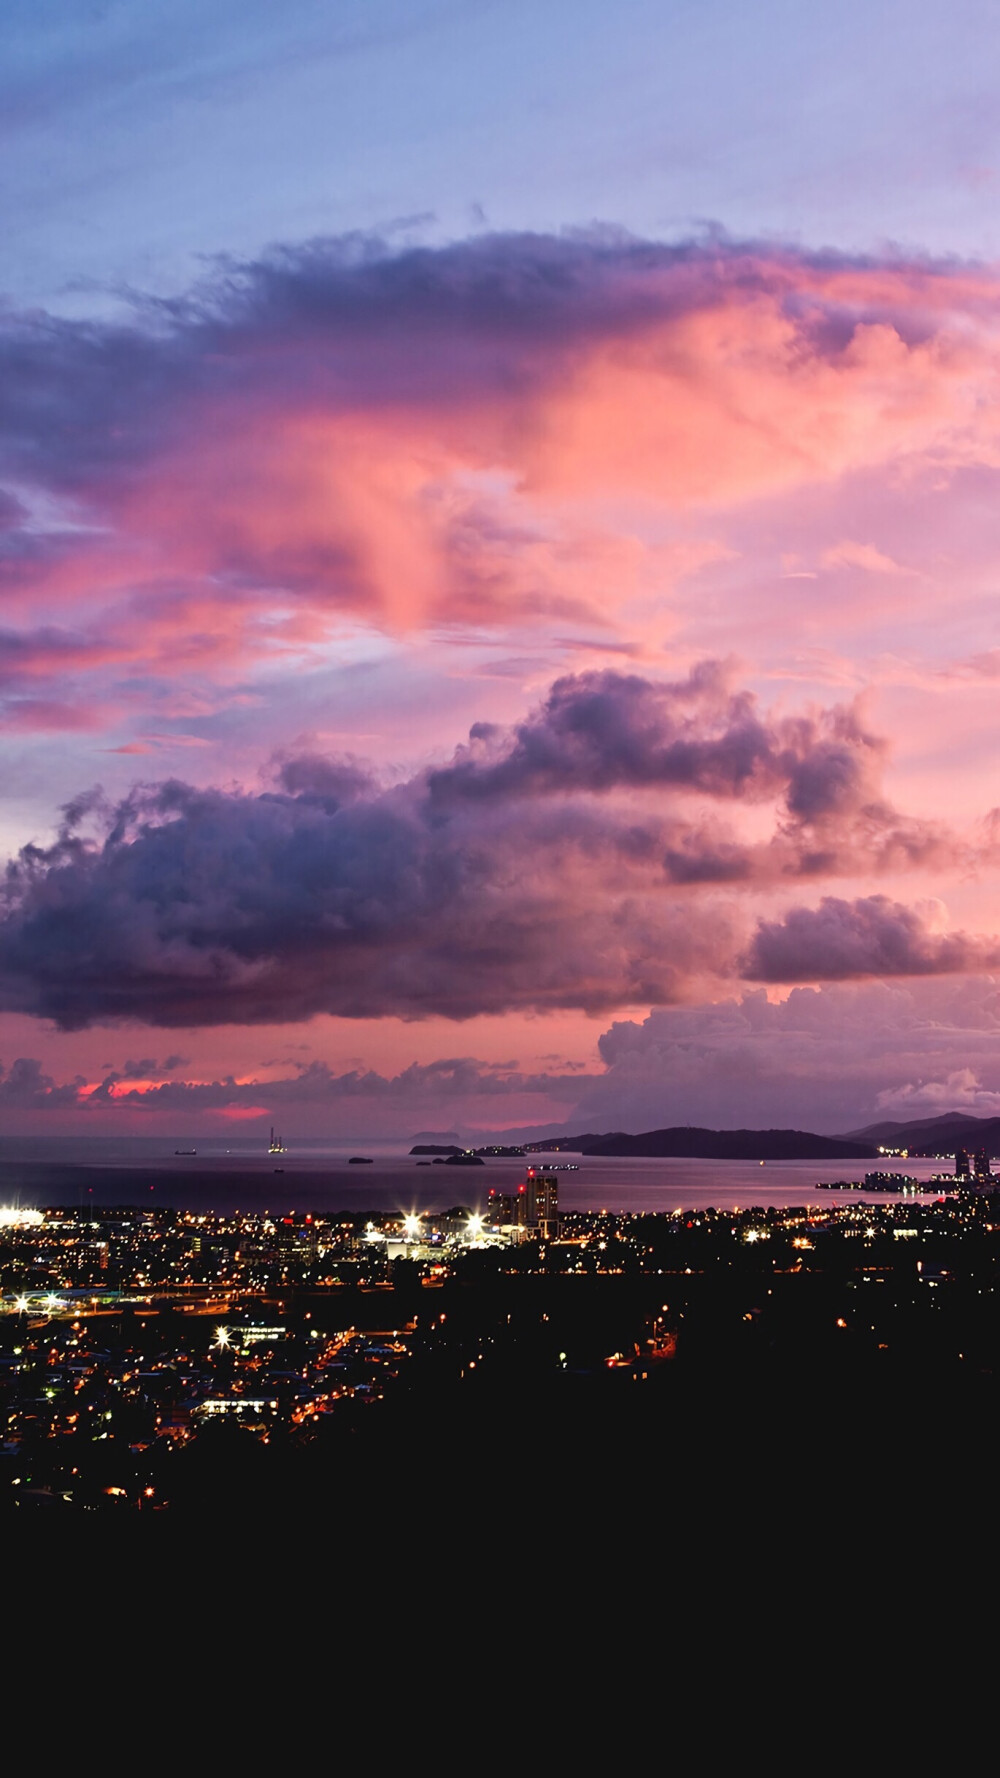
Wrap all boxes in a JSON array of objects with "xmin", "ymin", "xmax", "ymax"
[{"xmin": 0, "ymin": 1139, "xmax": 957, "ymax": 1216}]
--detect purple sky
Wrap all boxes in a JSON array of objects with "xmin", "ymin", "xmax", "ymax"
[{"xmin": 4, "ymin": 2, "xmax": 1000, "ymax": 1138}]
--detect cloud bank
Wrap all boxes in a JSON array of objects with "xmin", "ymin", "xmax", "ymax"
[
  {"xmin": 11, "ymin": 976, "xmax": 1000, "ymax": 1140},
  {"xmin": 0, "ymin": 664, "xmax": 987, "ymax": 1030},
  {"xmin": 5, "ymin": 229, "xmax": 1000, "ymax": 1134},
  {"xmin": 584, "ymin": 977, "xmax": 1000, "ymax": 1134}
]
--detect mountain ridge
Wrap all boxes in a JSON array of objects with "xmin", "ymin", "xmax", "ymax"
[
  {"xmin": 845, "ymin": 1110, "xmax": 1000, "ymax": 1154},
  {"xmin": 527, "ymin": 1125, "xmax": 877, "ymax": 1160}
]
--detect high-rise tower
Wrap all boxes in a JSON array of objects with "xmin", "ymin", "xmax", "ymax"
[{"xmin": 518, "ymin": 1166, "xmax": 559, "ymax": 1239}]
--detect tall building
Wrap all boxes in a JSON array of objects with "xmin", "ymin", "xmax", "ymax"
[
  {"xmin": 974, "ymin": 1147, "xmax": 991, "ymax": 1181},
  {"xmin": 518, "ymin": 1167, "xmax": 559, "ymax": 1239},
  {"xmin": 487, "ymin": 1188, "xmax": 518, "ymax": 1225},
  {"xmin": 956, "ymin": 1148, "xmax": 970, "ymax": 1179}
]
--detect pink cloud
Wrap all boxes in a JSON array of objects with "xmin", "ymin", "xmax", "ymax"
[
  {"xmin": 0, "ymin": 698, "xmax": 104, "ymax": 732},
  {"xmin": 5, "ymin": 232, "xmax": 1000, "ymax": 736},
  {"xmin": 820, "ymin": 540, "xmax": 913, "ymax": 574}
]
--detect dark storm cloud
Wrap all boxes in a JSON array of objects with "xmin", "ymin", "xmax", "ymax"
[
  {"xmin": 743, "ymin": 895, "xmax": 1000, "ymax": 982},
  {"xmin": 0, "ymin": 667, "xmax": 962, "ymax": 1030},
  {"xmin": 0, "ymin": 764, "xmax": 736, "ymax": 1027}
]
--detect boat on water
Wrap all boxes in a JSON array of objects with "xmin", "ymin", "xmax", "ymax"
[{"xmin": 174, "ymin": 1149, "xmax": 197, "ymax": 1156}]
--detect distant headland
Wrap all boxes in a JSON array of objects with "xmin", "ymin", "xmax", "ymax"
[{"xmin": 518, "ymin": 1126, "xmax": 877, "ymax": 1161}]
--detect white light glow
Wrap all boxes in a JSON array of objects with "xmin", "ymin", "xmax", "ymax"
[{"xmin": 0, "ymin": 1207, "xmax": 43, "ymax": 1228}]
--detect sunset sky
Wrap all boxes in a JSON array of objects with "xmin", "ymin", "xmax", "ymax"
[{"xmin": 5, "ymin": 0, "xmax": 1000, "ymax": 1137}]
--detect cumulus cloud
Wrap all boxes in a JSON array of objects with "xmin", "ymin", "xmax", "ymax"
[
  {"xmin": 107, "ymin": 1054, "xmax": 191, "ymax": 1080},
  {"xmin": 2, "ymin": 1054, "xmax": 585, "ymax": 1129},
  {"xmin": 0, "ymin": 666, "xmax": 962, "ymax": 1030},
  {"xmin": 429, "ymin": 660, "xmax": 872, "ymax": 811},
  {"xmin": 0, "ymin": 767, "xmax": 737, "ymax": 1027},
  {"xmin": 430, "ymin": 665, "xmax": 943, "ymax": 877},
  {"xmin": 580, "ymin": 977, "xmax": 1000, "ymax": 1133},
  {"xmin": 743, "ymin": 895, "xmax": 1000, "ymax": 982},
  {"xmin": 0, "ymin": 1056, "xmax": 83, "ymax": 1109},
  {"xmin": 873, "ymin": 1069, "xmax": 1000, "ymax": 1114}
]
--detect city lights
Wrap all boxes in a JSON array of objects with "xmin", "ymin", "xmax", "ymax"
[{"xmin": 0, "ymin": 1181, "xmax": 993, "ymax": 1510}]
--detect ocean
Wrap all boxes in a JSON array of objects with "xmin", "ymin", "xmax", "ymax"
[{"xmin": 0, "ymin": 1138, "xmax": 957, "ymax": 1216}]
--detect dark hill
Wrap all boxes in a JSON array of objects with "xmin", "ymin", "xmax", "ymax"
[
  {"xmin": 582, "ymin": 1126, "xmax": 876, "ymax": 1160},
  {"xmin": 523, "ymin": 1133, "xmax": 622, "ymax": 1153},
  {"xmin": 845, "ymin": 1112, "xmax": 1000, "ymax": 1156}
]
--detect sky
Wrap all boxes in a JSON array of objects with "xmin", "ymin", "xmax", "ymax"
[{"xmin": 5, "ymin": 0, "xmax": 1000, "ymax": 1138}]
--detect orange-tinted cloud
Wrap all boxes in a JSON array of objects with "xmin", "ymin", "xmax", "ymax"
[{"xmin": 4, "ymin": 232, "xmax": 1000, "ymax": 732}]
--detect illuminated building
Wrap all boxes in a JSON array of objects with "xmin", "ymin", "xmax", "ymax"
[
  {"xmin": 956, "ymin": 1149, "xmax": 970, "ymax": 1178},
  {"xmin": 518, "ymin": 1167, "xmax": 560, "ymax": 1239},
  {"xmin": 487, "ymin": 1189, "xmax": 517, "ymax": 1224},
  {"xmin": 974, "ymin": 1148, "xmax": 991, "ymax": 1181}
]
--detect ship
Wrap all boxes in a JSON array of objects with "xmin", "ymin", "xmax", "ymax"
[{"xmin": 268, "ymin": 1127, "xmax": 287, "ymax": 1155}]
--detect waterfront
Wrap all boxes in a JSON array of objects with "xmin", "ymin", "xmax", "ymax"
[{"xmin": 0, "ymin": 1142, "xmax": 956, "ymax": 1217}]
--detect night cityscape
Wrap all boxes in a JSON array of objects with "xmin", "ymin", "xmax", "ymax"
[{"xmin": 3, "ymin": 1152, "xmax": 999, "ymax": 1510}]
